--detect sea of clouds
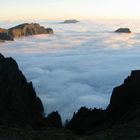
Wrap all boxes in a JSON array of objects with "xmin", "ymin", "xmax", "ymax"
[{"xmin": 0, "ymin": 19, "xmax": 140, "ymax": 120}]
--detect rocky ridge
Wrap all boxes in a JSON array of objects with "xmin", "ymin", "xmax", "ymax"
[
  {"xmin": 0, "ymin": 53, "xmax": 44, "ymax": 126},
  {"xmin": 0, "ymin": 23, "xmax": 53, "ymax": 41},
  {"xmin": 8, "ymin": 23, "xmax": 53, "ymax": 38},
  {"xmin": 0, "ymin": 53, "xmax": 140, "ymax": 139},
  {"xmin": 0, "ymin": 53, "xmax": 62, "ymax": 128},
  {"xmin": 67, "ymin": 70, "xmax": 140, "ymax": 138}
]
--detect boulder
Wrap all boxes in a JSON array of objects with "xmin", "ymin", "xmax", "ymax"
[
  {"xmin": 0, "ymin": 54, "xmax": 44, "ymax": 126},
  {"xmin": 8, "ymin": 23, "xmax": 53, "ymax": 38},
  {"xmin": 115, "ymin": 28, "xmax": 131, "ymax": 33}
]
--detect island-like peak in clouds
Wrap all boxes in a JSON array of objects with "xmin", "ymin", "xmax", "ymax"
[{"xmin": 0, "ymin": 23, "xmax": 53, "ymax": 42}]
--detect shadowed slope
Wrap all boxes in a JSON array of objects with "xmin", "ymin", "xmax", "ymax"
[{"xmin": 0, "ymin": 54, "xmax": 44, "ymax": 126}]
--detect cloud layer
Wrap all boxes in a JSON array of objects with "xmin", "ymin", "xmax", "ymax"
[{"xmin": 0, "ymin": 20, "xmax": 140, "ymax": 120}]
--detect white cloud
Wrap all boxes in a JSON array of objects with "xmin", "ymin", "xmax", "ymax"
[{"xmin": 0, "ymin": 20, "xmax": 140, "ymax": 120}]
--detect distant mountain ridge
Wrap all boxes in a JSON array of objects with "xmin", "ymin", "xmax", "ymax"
[
  {"xmin": 0, "ymin": 23, "xmax": 53, "ymax": 42},
  {"xmin": 60, "ymin": 19, "xmax": 79, "ymax": 24}
]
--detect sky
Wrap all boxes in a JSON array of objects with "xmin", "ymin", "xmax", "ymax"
[{"xmin": 0, "ymin": 0, "xmax": 140, "ymax": 20}]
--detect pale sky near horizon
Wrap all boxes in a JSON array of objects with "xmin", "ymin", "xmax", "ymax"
[{"xmin": 0, "ymin": 0, "xmax": 140, "ymax": 20}]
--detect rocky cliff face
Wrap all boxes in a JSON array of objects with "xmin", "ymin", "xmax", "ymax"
[
  {"xmin": 68, "ymin": 70, "xmax": 140, "ymax": 135},
  {"xmin": 0, "ymin": 53, "xmax": 63, "ymax": 129},
  {"xmin": 8, "ymin": 23, "xmax": 53, "ymax": 38},
  {"xmin": 0, "ymin": 54, "xmax": 44, "ymax": 126},
  {"xmin": 0, "ymin": 23, "xmax": 53, "ymax": 41},
  {"xmin": 107, "ymin": 70, "xmax": 140, "ymax": 121},
  {"xmin": 0, "ymin": 53, "xmax": 140, "ymax": 139}
]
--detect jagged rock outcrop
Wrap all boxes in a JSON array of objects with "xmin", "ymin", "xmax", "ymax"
[
  {"xmin": 115, "ymin": 28, "xmax": 131, "ymax": 33},
  {"xmin": 0, "ymin": 28, "xmax": 14, "ymax": 41},
  {"xmin": 8, "ymin": 23, "xmax": 53, "ymax": 38},
  {"xmin": 1, "ymin": 53, "xmax": 140, "ymax": 139},
  {"xmin": 67, "ymin": 107, "xmax": 106, "ymax": 134},
  {"xmin": 60, "ymin": 20, "xmax": 79, "ymax": 24},
  {"xmin": 45, "ymin": 111, "xmax": 62, "ymax": 128},
  {"xmin": 107, "ymin": 70, "xmax": 140, "ymax": 121},
  {"xmin": 68, "ymin": 70, "xmax": 140, "ymax": 135},
  {"xmin": 0, "ymin": 54, "xmax": 44, "ymax": 126}
]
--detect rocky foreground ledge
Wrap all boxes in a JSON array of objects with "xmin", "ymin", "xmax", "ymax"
[
  {"xmin": 0, "ymin": 23, "xmax": 53, "ymax": 42},
  {"xmin": 1, "ymin": 53, "xmax": 140, "ymax": 140}
]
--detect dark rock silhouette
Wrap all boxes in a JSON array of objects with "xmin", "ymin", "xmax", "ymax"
[
  {"xmin": 68, "ymin": 70, "xmax": 140, "ymax": 135},
  {"xmin": 1, "ymin": 53, "xmax": 140, "ymax": 139},
  {"xmin": 60, "ymin": 20, "xmax": 79, "ymax": 24},
  {"xmin": 0, "ymin": 28, "xmax": 14, "ymax": 41},
  {"xmin": 46, "ymin": 111, "xmax": 63, "ymax": 128},
  {"xmin": 0, "ymin": 53, "xmax": 44, "ymax": 126},
  {"xmin": 67, "ymin": 107, "xmax": 106, "ymax": 134},
  {"xmin": 8, "ymin": 23, "xmax": 53, "ymax": 38},
  {"xmin": 107, "ymin": 70, "xmax": 140, "ymax": 121},
  {"xmin": 115, "ymin": 28, "xmax": 131, "ymax": 33}
]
